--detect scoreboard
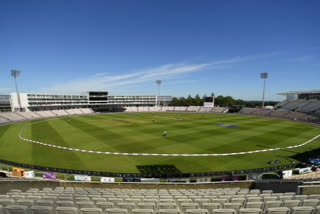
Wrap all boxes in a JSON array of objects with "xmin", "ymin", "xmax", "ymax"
[{"xmin": 204, "ymin": 96, "xmax": 214, "ymax": 107}]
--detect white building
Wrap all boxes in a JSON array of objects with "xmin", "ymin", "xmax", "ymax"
[{"xmin": 10, "ymin": 91, "xmax": 171, "ymax": 112}]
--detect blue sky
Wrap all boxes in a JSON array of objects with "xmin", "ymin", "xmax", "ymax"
[{"xmin": 1, "ymin": 0, "xmax": 319, "ymax": 101}]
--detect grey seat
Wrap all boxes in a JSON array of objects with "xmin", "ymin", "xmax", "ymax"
[
  {"xmin": 266, "ymin": 207, "xmax": 290, "ymax": 214},
  {"xmin": 55, "ymin": 207, "xmax": 78, "ymax": 214},
  {"xmin": 132, "ymin": 209, "xmax": 154, "ymax": 214},
  {"xmin": 180, "ymin": 203, "xmax": 199, "ymax": 213},
  {"xmin": 35, "ymin": 201, "xmax": 54, "ymax": 207},
  {"xmin": 4, "ymin": 205, "xmax": 29, "ymax": 214},
  {"xmin": 264, "ymin": 197, "xmax": 278, "ymax": 202},
  {"xmin": 0, "ymin": 196, "xmax": 10, "ymax": 199},
  {"xmin": 202, "ymin": 203, "xmax": 220, "ymax": 214},
  {"xmin": 118, "ymin": 203, "xmax": 135, "ymax": 212},
  {"xmin": 95, "ymin": 202, "xmax": 114, "ymax": 209},
  {"xmin": 302, "ymin": 199, "xmax": 320, "ymax": 207},
  {"xmin": 295, "ymin": 196, "xmax": 308, "ymax": 201},
  {"xmin": 231, "ymin": 198, "xmax": 246, "ymax": 206},
  {"xmin": 291, "ymin": 207, "xmax": 314, "ymax": 214},
  {"xmin": 246, "ymin": 198, "xmax": 262, "ymax": 203},
  {"xmin": 76, "ymin": 201, "xmax": 94, "ymax": 208},
  {"xmin": 212, "ymin": 209, "xmax": 236, "ymax": 214},
  {"xmin": 158, "ymin": 209, "xmax": 180, "ymax": 214},
  {"xmin": 0, "ymin": 199, "xmax": 14, "ymax": 207},
  {"xmin": 15, "ymin": 200, "xmax": 34, "ymax": 208},
  {"xmin": 245, "ymin": 202, "xmax": 264, "ymax": 209},
  {"xmin": 137, "ymin": 203, "xmax": 156, "ymax": 209},
  {"xmin": 105, "ymin": 208, "xmax": 128, "ymax": 214},
  {"xmin": 30, "ymin": 206, "xmax": 53, "ymax": 214},
  {"xmin": 75, "ymin": 197, "xmax": 90, "ymax": 202},
  {"xmin": 10, "ymin": 196, "xmax": 25, "ymax": 201},
  {"xmin": 308, "ymin": 195, "xmax": 320, "ymax": 200},
  {"xmin": 264, "ymin": 201, "xmax": 283, "ymax": 211},
  {"xmin": 283, "ymin": 200, "xmax": 302, "ymax": 209},
  {"xmin": 80, "ymin": 208, "xmax": 102, "ymax": 214},
  {"xmin": 185, "ymin": 209, "xmax": 209, "ymax": 214},
  {"xmin": 159, "ymin": 203, "xmax": 177, "ymax": 209},
  {"xmin": 223, "ymin": 203, "xmax": 242, "ymax": 212},
  {"xmin": 238, "ymin": 208, "xmax": 262, "ymax": 214},
  {"xmin": 56, "ymin": 201, "xmax": 75, "ymax": 207}
]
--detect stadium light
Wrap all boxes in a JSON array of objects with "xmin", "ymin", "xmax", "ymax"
[
  {"xmin": 156, "ymin": 80, "xmax": 162, "ymax": 106},
  {"xmin": 260, "ymin": 72, "xmax": 268, "ymax": 108},
  {"xmin": 11, "ymin": 69, "xmax": 23, "ymax": 112}
]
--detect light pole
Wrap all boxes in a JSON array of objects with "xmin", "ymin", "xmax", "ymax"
[
  {"xmin": 156, "ymin": 80, "xmax": 162, "ymax": 107},
  {"xmin": 11, "ymin": 70, "xmax": 23, "ymax": 112},
  {"xmin": 260, "ymin": 72, "xmax": 268, "ymax": 108}
]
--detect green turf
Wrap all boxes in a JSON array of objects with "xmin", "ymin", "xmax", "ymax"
[{"xmin": 0, "ymin": 112, "xmax": 319, "ymax": 173}]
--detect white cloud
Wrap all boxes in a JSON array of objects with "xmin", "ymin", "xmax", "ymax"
[{"xmin": 42, "ymin": 54, "xmax": 272, "ymax": 94}]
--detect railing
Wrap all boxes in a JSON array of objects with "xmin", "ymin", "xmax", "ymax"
[{"xmin": 0, "ymin": 158, "xmax": 297, "ymax": 178}]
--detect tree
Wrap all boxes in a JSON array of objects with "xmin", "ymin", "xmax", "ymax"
[
  {"xmin": 194, "ymin": 94, "xmax": 202, "ymax": 106},
  {"xmin": 186, "ymin": 95, "xmax": 193, "ymax": 106}
]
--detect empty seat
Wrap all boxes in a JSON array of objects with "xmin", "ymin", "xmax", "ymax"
[
  {"xmin": 30, "ymin": 206, "xmax": 53, "ymax": 214},
  {"xmin": 295, "ymin": 196, "xmax": 308, "ymax": 201},
  {"xmin": 105, "ymin": 208, "xmax": 128, "ymax": 214},
  {"xmin": 132, "ymin": 209, "xmax": 154, "ymax": 214},
  {"xmin": 246, "ymin": 202, "xmax": 264, "ymax": 209},
  {"xmin": 266, "ymin": 207, "xmax": 290, "ymax": 214},
  {"xmin": 181, "ymin": 203, "xmax": 199, "ymax": 213},
  {"xmin": 4, "ymin": 205, "xmax": 29, "ymax": 214},
  {"xmin": 265, "ymin": 201, "xmax": 283, "ymax": 210},
  {"xmin": 118, "ymin": 203, "xmax": 135, "ymax": 212},
  {"xmin": 35, "ymin": 200, "xmax": 54, "ymax": 207},
  {"xmin": 223, "ymin": 203, "xmax": 242, "ymax": 212},
  {"xmin": 159, "ymin": 203, "xmax": 177, "ymax": 209},
  {"xmin": 264, "ymin": 197, "xmax": 278, "ymax": 202},
  {"xmin": 302, "ymin": 199, "xmax": 320, "ymax": 207},
  {"xmin": 202, "ymin": 203, "xmax": 220, "ymax": 214},
  {"xmin": 158, "ymin": 209, "xmax": 180, "ymax": 214},
  {"xmin": 80, "ymin": 208, "xmax": 102, "ymax": 214},
  {"xmin": 212, "ymin": 209, "xmax": 236, "ymax": 214},
  {"xmin": 76, "ymin": 201, "xmax": 94, "ymax": 209},
  {"xmin": 95, "ymin": 202, "xmax": 114, "ymax": 209},
  {"xmin": 0, "ymin": 199, "xmax": 15, "ymax": 207},
  {"xmin": 0, "ymin": 196, "xmax": 10, "ymax": 199},
  {"xmin": 10, "ymin": 196, "xmax": 25, "ymax": 200},
  {"xmin": 55, "ymin": 207, "xmax": 78, "ymax": 214},
  {"xmin": 279, "ymin": 196, "xmax": 294, "ymax": 201},
  {"xmin": 231, "ymin": 198, "xmax": 246, "ymax": 206},
  {"xmin": 137, "ymin": 203, "xmax": 156, "ymax": 209},
  {"xmin": 308, "ymin": 195, "xmax": 320, "ymax": 200},
  {"xmin": 246, "ymin": 198, "xmax": 262, "ymax": 203},
  {"xmin": 56, "ymin": 201, "xmax": 75, "ymax": 207},
  {"xmin": 283, "ymin": 200, "xmax": 301, "ymax": 209},
  {"xmin": 238, "ymin": 208, "xmax": 262, "ymax": 214},
  {"xmin": 15, "ymin": 200, "xmax": 34, "ymax": 207},
  {"xmin": 186, "ymin": 209, "xmax": 209, "ymax": 214},
  {"xmin": 75, "ymin": 197, "xmax": 90, "ymax": 202},
  {"xmin": 292, "ymin": 207, "xmax": 314, "ymax": 214}
]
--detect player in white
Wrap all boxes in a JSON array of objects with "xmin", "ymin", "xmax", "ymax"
[{"xmin": 163, "ymin": 130, "xmax": 167, "ymax": 137}]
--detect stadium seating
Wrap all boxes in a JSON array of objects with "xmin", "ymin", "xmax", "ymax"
[
  {"xmin": 277, "ymin": 100, "xmax": 309, "ymax": 111},
  {"xmin": 239, "ymin": 108, "xmax": 257, "ymax": 115},
  {"xmin": 297, "ymin": 100, "xmax": 320, "ymax": 113},
  {"xmin": 2, "ymin": 187, "xmax": 320, "ymax": 214}
]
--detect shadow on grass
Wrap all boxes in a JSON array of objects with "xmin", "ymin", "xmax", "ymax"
[{"xmin": 290, "ymin": 147, "xmax": 320, "ymax": 163}]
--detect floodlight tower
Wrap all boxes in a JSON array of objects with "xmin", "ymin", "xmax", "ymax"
[
  {"xmin": 156, "ymin": 80, "xmax": 162, "ymax": 106},
  {"xmin": 260, "ymin": 72, "xmax": 268, "ymax": 108},
  {"xmin": 11, "ymin": 70, "xmax": 22, "ymax": 112}
]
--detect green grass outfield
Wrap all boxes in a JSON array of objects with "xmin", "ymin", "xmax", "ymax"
[{"xmin": 0, "ymin": 112, "xmax": 320, "ymax": 173}]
